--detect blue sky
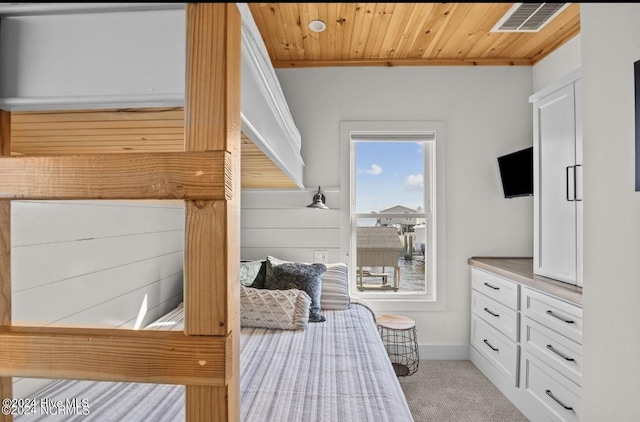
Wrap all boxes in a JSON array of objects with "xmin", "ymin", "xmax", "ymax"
[{"xmin": 355, "ymin": 141, "xmax": 424, "ymax": 213}]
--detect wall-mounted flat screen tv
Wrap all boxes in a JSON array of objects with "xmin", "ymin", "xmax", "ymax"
[{"xmin": 497, "ymin": 146, "xmax": 533, "ymax": 198}]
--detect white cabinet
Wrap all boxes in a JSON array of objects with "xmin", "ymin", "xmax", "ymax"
[
  {"xmin": 470, "ymin": 268, "xmax": 522, "ymax": 389},
  {"xmin": 470, "ymin": 269, "xmax": 520, "ymax": 387},
  {"xmin": 521, "ymin": 286, "xmax": 582, "ymax": 422},
  {"xmin": 469, "ymin": 266, "xmax": 583, "ymax": 422},
  {"xmin": 530, "ymin": 70, "xmax": 583, "ymax": 286}
]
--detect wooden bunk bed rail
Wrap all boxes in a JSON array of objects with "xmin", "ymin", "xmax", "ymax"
[
  {"xmin": 183, "ymin": 4, "xmax": 241, "ymax": 420},
  {"xmin": 0, "ymin": 326, "xmax": 232, "ymax": 386},
  {"xmin": 0, "ymin": 4, "xmax": 242, "ymax": 421},
  {"xmin": 9, "ymin": 109, "xmax": 298, "ymax": 189},
  {"xmin": 1, "ymin": 110, "xmax": 12, "ymax": 420},
  {"xmin": 0, "ymin": 151, "xmax": 232, "ymax": 200}
]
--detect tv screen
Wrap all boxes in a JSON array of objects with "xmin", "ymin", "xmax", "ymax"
[{"xmin": 497, "ymin": 146, "xmax": 533, "ymax": 198}]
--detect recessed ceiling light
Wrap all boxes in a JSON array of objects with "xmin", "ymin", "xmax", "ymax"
[{"xmin": 308, "ymin": 19, "xmax": 326, "ymax": 33}]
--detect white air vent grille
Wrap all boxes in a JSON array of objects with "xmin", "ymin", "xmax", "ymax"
[{"xmin": 491, "ymin": 3, "xmax": 570, "ymax": 33}]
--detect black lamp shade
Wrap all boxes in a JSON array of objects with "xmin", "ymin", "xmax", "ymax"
[{"xmin": 307, "ymin": 186, "xmax": 329, "ymax": 209}]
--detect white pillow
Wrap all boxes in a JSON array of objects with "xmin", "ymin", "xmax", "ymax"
[
  {"xmin": 240, "ymin": 286, "xmax": 311, "ymax": 330},
  {"xmin": 320, "ymin": 263, "xmax": 350, "ymax": 310}
]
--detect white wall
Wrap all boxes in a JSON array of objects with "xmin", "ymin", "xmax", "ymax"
[
  {"xmin": 241, "ymin": 188, "xmax": 341, "ymax": 263},
  {"xmin": 534, "ymin": 5, "xmax": 640, "ymax": 420},
  {"xmin": 579, "ymin": 4, "xmax": 640, "ymax": 421},
  {"xmin": 532, "ymin": 34, "xmax": 582, "ymax": 93},
  {"xmin": 272, "ymin": 66, "xmax": 534, "ymax": 351},
  {"xmin": 11, "ymin": 200, "xmax": 184, "ymax": 397}
]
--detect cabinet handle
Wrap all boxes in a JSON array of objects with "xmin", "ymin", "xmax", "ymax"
[
  {"xmin": 574, "ymin": 164, "xmax": 582, "ymax": 201},
  {"xmin": 484, "ymin": 307, "xmax": 500, "ymax": 318},
  {"xmin": 483, "ymin": 339, "xmax": 499, "ymax": 352},
  {"xmin": 566, "ymin": 166, "xmax": 575, "ymax": 201},
  {"xmin": 545, "ymin": 390, "xmax": 574, "ymax": 411},
  {"xmin": 483, "ymin": 282, "xmax": 500, "ymax": 290},
  {"xmin": 546, "ymin": 344, "xmax": 575, "ymax": 361},
  {"xmin": 546, "ymin": 310, "xmax": 574, "ymax": 324}
]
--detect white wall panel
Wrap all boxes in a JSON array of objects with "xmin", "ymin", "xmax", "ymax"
[
  {"xmin": 241, "ymin": 228, "xmax": 339, "ymax": 249},
  {"xmin": 12, "ymin": 200, "xmax": 184, "ymax": 246},
  {"xmin": 579, "ymin": 4, "xmax": 640, "ymax": 421},
  {"xmin": 58, "ymin": 274, "xmax": 184, "ymax": 329},
  {"xmin": 242, "ymin": 208, "xmax": 340, "ymax": 229},
  {"xmin": 241, "ymin": 247, "xmax": 344, "ymax": 264},
  {"xmin": 13, "ymin": 251, "xmax": 183, "ymax": 324},
  {"xmin": 10, "ymin": 200, "xmax": 185, "ymax": 396},
  {"xmin": 240, "ymin": 189, "xmax": 341, "ymax": 263},
  {"xmin": 13, "ymin": 231, "xmax": 183, "ymax": 292}
]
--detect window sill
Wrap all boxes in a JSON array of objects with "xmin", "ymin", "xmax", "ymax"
[{"xmin": 351, "ymin": 293, "xmax": 444, "ymax": 312}]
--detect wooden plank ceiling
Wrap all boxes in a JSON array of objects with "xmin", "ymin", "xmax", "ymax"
[
  {"xmin": 248, "ymin": 3, "xmax": 581, "ymax": 67},
  {"xmin": 7, "ymin": 4, "xmax": 582, "ymax": 190}
]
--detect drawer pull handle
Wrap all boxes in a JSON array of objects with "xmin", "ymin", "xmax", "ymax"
[
  {"xmin": 483, "ymin": 339, "xmax": 499, "ymax": 352},
  {"xmin": 546, "ymin": 344, "xmax": 575, "ymax": 361},
  {"xmin": 545, "ymin": 390, "xmax": 574, "ymax": 411},
  {"xmin": 484, "ymin": 307, "xmax": 500, "ymax": 318},
  {"xmin": 546, "ymin": 310, "xmax": 574, "ymax": 324},
  {"xmin": 483, "ymin": 282, "xmax": 500, "ymax": 290}
]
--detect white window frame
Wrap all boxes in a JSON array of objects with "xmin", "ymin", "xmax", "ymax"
[{"xmin": 340, "ymin": 121, "xmax": 446, "ymax": 312}]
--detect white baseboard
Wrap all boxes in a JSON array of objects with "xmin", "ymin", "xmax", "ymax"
[{"xmin": 418, "ymin": 344, "xmax": 470, "ymax": 360}]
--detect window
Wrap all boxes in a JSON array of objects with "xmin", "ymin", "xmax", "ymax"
[{"xmin": 340, "ymin": 121, "xmax": 446, "ymax": 310}]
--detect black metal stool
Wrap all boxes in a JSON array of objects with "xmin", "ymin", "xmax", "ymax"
[{"xmin": 377, "ymin": 314, "xmax": 419, "ymax": 377}]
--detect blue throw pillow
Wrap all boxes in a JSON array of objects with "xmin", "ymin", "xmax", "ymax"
[{"xmin": 264, "ymin": 256, "xmax": 327, "ymax": 322}]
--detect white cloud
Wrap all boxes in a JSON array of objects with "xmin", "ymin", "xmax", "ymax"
[
  {"xmin": 364, "ymin": 164, "xmax": 383, "ymax": 175},
  {"xmin": 405, "ymin": 174, "xmax": 423, "ymax": 189}
]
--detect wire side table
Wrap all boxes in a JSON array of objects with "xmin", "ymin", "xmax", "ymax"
[{"xmin": 377, "ymin": 314, "xmax": 419, "ymax": 377}]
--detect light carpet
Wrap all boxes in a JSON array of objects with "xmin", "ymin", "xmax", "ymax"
[{"xmin": 397, "ymin": 360, "xmax": 529, "ymax": 422}]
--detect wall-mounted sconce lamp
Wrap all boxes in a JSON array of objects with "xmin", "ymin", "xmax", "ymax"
[{"xmin": 307, "ymin": 186, "xmax": 329, "ymax": 210}]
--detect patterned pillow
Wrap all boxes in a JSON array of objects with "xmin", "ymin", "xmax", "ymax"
[
  {"xmin": 321, "ymin": 263, "xmax": 350, "ymax": 310},
  {"xmin": 264, "ymin": 256, "xmax": 327, "ymax": 322},
  {"xmin": 240, "ymin": 286, "xmax": 311, "ymax": 330},
  {"xmin": 239, "ymin": 260, "xmax": 266, "ymax": 288}
]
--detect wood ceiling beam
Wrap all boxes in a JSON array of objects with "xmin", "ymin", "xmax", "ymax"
[{"xmin": 271, "ymin": 57, "xmax": 533, "ymax": 68}]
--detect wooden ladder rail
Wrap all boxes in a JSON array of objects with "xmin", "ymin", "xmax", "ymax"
[
  {"xmin": 0, "ymin": 4, "xmax": 241, "ymax": 421},
  {"xmin": 183, "ymin": 3, "xmax": 241, "ymax": 421},
  {"xmin": 0, "ymin": 110, "xmax": 12, "ymax": 422}
]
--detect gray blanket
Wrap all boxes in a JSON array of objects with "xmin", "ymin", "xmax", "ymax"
[{"xmin": 16, "ymin": 302, "xmax": 413, "ymax": 421}]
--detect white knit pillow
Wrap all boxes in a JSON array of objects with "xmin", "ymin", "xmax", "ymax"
[{"xmin": 240, "ymin": 286, "xmax": 311, "ymax": 330}]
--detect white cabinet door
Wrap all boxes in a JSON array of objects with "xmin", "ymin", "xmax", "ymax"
[
  {"xmin": 574, "ymin": 78, "xmax": 583, "ymax": 287},
  {"xmin": 533, "ymin": 83, "xmax": 578, "ymax": 284}
]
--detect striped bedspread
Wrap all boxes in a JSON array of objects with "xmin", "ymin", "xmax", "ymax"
[{"xmin": 16, "ymin": 302, "xmax": 414, "ymax": 421}]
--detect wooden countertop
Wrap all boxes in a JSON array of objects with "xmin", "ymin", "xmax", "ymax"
[{"xmin": 468, "ymin": 257, "xmax": 582, "ymax": 306}]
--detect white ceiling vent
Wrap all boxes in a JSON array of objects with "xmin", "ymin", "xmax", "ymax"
[{"xmin": 491, "ymin": 3, "xmax": 570, "ymax": 33}]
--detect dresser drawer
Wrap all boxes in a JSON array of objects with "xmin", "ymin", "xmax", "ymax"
[
  {"xmin": 522, "ymin": 316, "xmax": 582, "ymax": 386},
  {"xmin": 471, "ymin": 289, "xmax": 519, "ymax": 342},
  {"xmin": 522, "ymin": 352, "xmax": 581, "ymax": 422},
  {"xmin": 521, "ymin": 287, "xmax": 582, "ymax": 344},
  {"xmin": 471, "ymin": 314, "xmax": 519, "ymax": 386},
  {"xmin": 471, "ymin": 268, "xmax": 519, "ymax": 310}
]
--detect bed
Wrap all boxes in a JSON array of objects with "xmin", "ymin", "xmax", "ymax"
[
  {"xmin": 15, "ymin": 299, "xmax": 414, "ymax": 422},
  {"xmin": 0, "ymin": 4, "xmax": 386, "ymax": 421},
  {"xmin": 0, "ymin": 2, "xmax": 304, "ymax": 189}
]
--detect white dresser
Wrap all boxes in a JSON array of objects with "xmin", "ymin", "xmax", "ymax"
[{"xmin": 469, "ymin": 257, "xmax": 582, "ymax": 422}]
